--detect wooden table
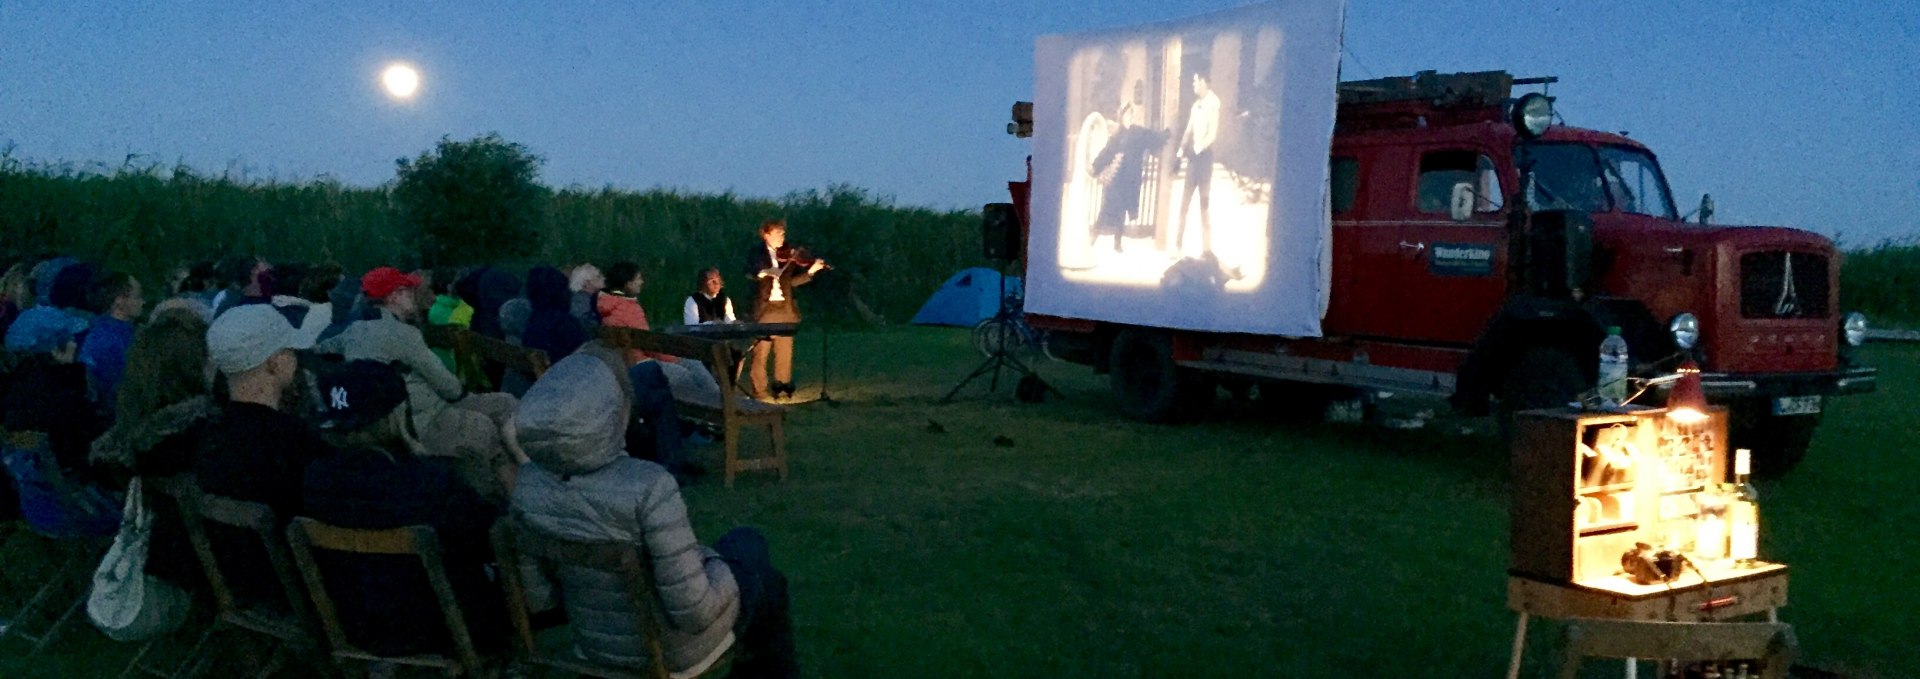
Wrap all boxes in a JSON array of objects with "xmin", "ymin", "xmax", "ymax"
[{"xmin": 1506, "ymin": 563, "xmax": 1788, "ymax": 679}]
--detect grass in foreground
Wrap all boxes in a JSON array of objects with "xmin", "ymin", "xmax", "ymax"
[{"xmin": 2, "ymin": 328, "xmax": 1915, "ymax": 677}]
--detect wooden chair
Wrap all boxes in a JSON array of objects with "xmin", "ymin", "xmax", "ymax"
[
  {"xmin": 489, "ymin": 519, "xmax": 732, "ymax": 679},
  {"xmin": 421, "ymin": 324, "xmax": 493, "ymax": 393},
  {"xmin": 161, "ymin": 478, "xmax": 326, "ymax": 678},
  {"xmin": 468, "ymin": 332, "xmax": 552, "ymax": 382},
  {"xmin": 1557, "ymin": 619, "xmax": 1797, "ymax": 679},
  {"xmin": 0, "ymin": 429, "xmax": 110, "ymax": 661},
  {"xmin": 598, "ymin": 326, "xmax": 788, "ymax": 488},
  {"xmin": 285, "ymin": 517, "xmax": 491, "ymax": 677}
]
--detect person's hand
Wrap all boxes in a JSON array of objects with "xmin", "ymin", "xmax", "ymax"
[{"xmin": 807, "ymin": 260, "xmax": 826, "ymax": 275}]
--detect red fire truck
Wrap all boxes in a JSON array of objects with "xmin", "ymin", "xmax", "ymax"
[{"xmin": 1010, "ymin": 71, "xmax": 1876, "ymax": 475}]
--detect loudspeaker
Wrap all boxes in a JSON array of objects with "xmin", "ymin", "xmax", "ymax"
[
  {"xmin": 982, "ymin": 202, "xmax": 1022, "ymax": 261},
  {"xmin": 1528, "ymin": 209, "xmax": 1594, "ymax": 298}
]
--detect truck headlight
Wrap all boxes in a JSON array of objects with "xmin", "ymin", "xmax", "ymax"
[
  {"xmin": 1669, "ymin": 313, "xmax": 1700, "ymax": 350},
  {"xmin": 1843, "ymin": 312, "xmax": 1868, "ymax": 347},
  {"xmin": 1511, "ymin": 93, "xmax": 1553, "ymax": 138}
]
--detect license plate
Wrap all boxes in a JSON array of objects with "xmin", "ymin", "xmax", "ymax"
[{"xmin": 1772, "ymin": 395, "xmax": 1822, "ymax": 416}]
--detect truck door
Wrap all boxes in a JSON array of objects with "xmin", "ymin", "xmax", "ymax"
[{"xmin": 1393, "ymin": 148, "xmax": 1511, "ymax": 345}]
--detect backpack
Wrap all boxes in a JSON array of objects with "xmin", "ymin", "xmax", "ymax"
[{"xmin": 1, "ymin": 433, "xmax": 121, "ymax": 539}]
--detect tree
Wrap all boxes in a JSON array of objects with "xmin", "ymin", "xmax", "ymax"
[{"xmin": 392, "ymin": 133, "xmax": 549, "ymax": 267}]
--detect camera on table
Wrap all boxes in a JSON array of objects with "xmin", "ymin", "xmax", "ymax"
[{"xmin": 1621, "ymin": 542, "xmax": 1690, "ymax": 585}]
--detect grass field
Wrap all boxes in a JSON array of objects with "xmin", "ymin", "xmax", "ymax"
[{"xmin": 2, "ymin": 327, "xmax": 1914, "ymax": 677}]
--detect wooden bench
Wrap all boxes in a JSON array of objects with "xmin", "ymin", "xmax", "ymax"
[
  {"xmin": 599, "ymin": 326, "xmax": 788, "ymax": 488},
  {"xmin": 422, "ymin": 324, "xmax": 551, "ymax": 389}
]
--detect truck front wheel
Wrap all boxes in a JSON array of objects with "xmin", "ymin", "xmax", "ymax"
[
  {"xmin": 1109, "ymin": 329, "xmax": 1202, "ymax": 422},
  {"xmin": 1730, "ymin": 406, "xmax": 1820, "ymax": 477}
]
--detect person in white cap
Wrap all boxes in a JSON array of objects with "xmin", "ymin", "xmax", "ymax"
[{"xmin": 197, "ymin": 304, "xmax": 336, "ymax": 605}]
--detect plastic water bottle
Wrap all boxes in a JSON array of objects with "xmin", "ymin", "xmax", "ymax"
[{"xmin": 1598, "ymin": 326, "xmax": 1629, "ymax": 407}]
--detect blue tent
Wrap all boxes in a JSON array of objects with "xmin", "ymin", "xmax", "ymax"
[{"xmin": 911, "ymin": 267, "xmax": 1019, "ymax": 326}]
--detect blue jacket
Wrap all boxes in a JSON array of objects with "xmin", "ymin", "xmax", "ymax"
[{"xmin": 80, "ymin": 316, "xmax": 136, "ymax": 411}]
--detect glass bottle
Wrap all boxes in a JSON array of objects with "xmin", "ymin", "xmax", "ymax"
[
  {"xmin": 1728, "ymin": 448, "xmax": 1761, "ymax": 566},
  {"xmin": 1598, "ymin": 326, "xmax": 1630, "ymax": 407},
  {"xmin": 1694, "ymin": 490, "xmax": 1728, "ymax": 562}
]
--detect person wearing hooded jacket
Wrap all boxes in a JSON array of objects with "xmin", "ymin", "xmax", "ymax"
[
  {"xmin": 521, "ymin": 266, "xmax": 588, "ymax": 362},
  {"xmin": 511, "ymin": 351, "xmax": 796, "ymax": 678}
]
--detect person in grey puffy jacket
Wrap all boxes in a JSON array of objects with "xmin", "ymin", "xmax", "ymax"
[{"xmin": 510, "ymin": 350, "xmax": 796, "ymax": 678}]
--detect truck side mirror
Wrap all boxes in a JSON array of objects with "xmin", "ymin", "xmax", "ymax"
[
  {"xmin": 1450, "ymin": 182, "xmax": 1475, "ymax": 222},
  {"xmin": 1698, "ymin": 193, "xmax": 1714, "ymax": 225}
]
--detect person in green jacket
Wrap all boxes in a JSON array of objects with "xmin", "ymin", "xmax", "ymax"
[{"xmin": 427, "ymin": 268, "xmax": 475, "ymax": 375}]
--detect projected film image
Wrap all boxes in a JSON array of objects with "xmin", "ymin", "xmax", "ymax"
[{"xmin": 1056, "ymin": 28, "xmax": 1283, "ymax": 292}]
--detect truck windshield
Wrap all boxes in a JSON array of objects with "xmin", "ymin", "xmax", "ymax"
[{"xmin": 1527, "ymin": 143, "xmax": 1677, "ymax": 220}]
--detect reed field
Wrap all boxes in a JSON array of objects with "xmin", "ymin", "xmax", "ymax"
[
  {"xmin": 1837, "ymin": 239, "xmax": 1920, "ymax": 328},
  {"xmin": 0, "ymin": 157, "xmax": 986, "ymax": 326}
]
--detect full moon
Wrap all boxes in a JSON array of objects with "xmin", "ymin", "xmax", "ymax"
[{"xmin": 381, "ymin": 63, "xmax": 421, "ymax": 100}]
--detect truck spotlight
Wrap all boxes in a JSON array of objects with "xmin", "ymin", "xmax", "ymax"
[
  {"xmin": 1511, "ymin": 93, "xmax": 1553, "ymax": 138},
  {"xmin": 1842, "ymin": 312, "xmax": 1868, "ymax": 347},
  {"xmin": 1669, "ymin": 313, "xmax": 1700, "ymax": 350}
]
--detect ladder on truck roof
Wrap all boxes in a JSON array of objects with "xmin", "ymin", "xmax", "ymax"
[{"xmin": 1338, "ymin": 70, "xmax": 1556, "ymax": 108}]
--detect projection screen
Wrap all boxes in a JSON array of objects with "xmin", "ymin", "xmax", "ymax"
[{"xmin": 1024, "ymin": 1, "xmax": 1344, "ymax": 337}]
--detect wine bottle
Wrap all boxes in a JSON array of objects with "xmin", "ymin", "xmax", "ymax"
[{"xmin": 1728, "ymin": 449, "xmax": 1761, "ymax": 566}]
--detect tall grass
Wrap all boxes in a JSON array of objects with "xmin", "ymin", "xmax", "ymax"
[
  {"xmin": 0, "ymin": 158, "xmax": 985, "ymax": 324},
  {"xmin": 1838, "ymin": 239, "xmax": 1920, "ymax": 327}
]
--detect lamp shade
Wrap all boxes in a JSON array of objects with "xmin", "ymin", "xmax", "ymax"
[{"xmin": 1667, "ymin": 360, "xmax": 1708, "ymax": 424}]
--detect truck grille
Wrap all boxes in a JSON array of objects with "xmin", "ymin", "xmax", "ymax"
[{"xmin": 1740, "ymin": 251, "xmax": 1829, "ymax": 319}]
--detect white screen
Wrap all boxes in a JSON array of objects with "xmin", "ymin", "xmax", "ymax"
[{"xmin": 1025, "ymin": 1, "xmax": 1343, "ymax": 337}]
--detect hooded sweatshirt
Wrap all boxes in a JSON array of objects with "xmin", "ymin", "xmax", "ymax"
[
  {"xmin": 510, "ymin": 353, "xmax": 738, "ymax": 673},
  {"xmin": 463, "ymin": 268, "xmax": 521, "ymax": 340},
  {"xmin": 521, "ymin": 267, "xmax": 587, "ymax": 362}
]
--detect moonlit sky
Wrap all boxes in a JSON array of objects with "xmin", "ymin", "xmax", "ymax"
[{"xmin": 2, "ymin": 1, "xmax": 1914, "ymax": 242}]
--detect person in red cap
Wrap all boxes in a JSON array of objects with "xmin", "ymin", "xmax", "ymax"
[{"xmin": 315, "ymin": 266, "xmax": 523, "ymax": 503}]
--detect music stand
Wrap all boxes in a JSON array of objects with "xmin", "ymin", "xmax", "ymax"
[{"xmin": 940, "ymin": 261, "xmax": 1057, "ymax": 403}]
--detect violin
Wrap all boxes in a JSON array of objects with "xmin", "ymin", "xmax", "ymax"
[{"xmin": 776, "ymin": 245, "xmax": 832, "ymax": 271}]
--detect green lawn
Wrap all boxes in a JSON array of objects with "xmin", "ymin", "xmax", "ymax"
[{"xmin": 3, "ymin": 327, "xmax": 1915, "ymax": 677}]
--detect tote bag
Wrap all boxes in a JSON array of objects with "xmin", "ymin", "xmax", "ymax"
[{"xmin": 87, "ymin": 478, "xmax": 192, "ymax": 641}]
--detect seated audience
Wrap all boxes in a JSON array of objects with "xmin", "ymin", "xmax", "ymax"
[
  {"xmin": 210, "ymin": 255, "xmax": 271, "ymax": 318},
  {"xmin": 428, "ymin": 267, "xmax": 475, "ymax": 375},
  {"xmin": 197, "ymin": 304, "xmax": 335, "ymax": 606},
  {"xmin": 2, "ymin": 305, "xmax": 119, "ymax": 537},
  {"xmin": 598, "ymin": 263, "xmax": 722, "ymax": 405},
  {"xmin": 569, "ymin": 263, "xmax": 605, "ymax": 331},
  {"xmin": 683, "ymin": 267, "xmax": 737, "ymax": 325},
  {"xmin": 79, "ymin": 271, "xmax": 145, "ymax": 413},
  {"xmin": 300, "ymin": 360, "xmax": 507, "ymax": 657},
  {"xmin": 0, "ymin": 262, "xmax": 30, "ymax": 339},
  {"xmin": 522, "ymin": 266, "xmax": 588, "ymax": 363},
  {"xmin": 512, "ymin": 352, "xmax": 796, "ymax": 678},
  {"xmin": 459, "ymin": 267, "xmax": 521, "ymax": 342},
  {"xmin": 90, "ymin": 307, "xmax": 219, "ymax": 590},
  {"xmin": 316, "ymin": 267, "xmax": 522, "ymax": 503}
]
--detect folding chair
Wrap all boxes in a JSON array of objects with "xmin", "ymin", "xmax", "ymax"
[
  {"xmin": 0, "ymin": 429, "xmax": 112, "ymax": 661},
  {"xmin": 163, "ymin": 479, "xmax": 326, "ymax": 678},
  {"xmin": 285, "ymin": 517, "xmax": 491, "ymax": 678},
  {"xmin": 490, "ymin": 519, "xmax": 732, "ymax": 679},
  {"xmin": 1557, "ymin": 619, "xmax": 1797, "ymax": 679}
]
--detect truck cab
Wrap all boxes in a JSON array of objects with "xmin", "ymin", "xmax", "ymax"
[{"xmin": 1017, "ymin": 70, "xmax": 1876, "ymax": 475}]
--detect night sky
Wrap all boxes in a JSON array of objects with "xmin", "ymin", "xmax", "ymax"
[{"xmin": 3, "ymin": 1, "xmax": 1913, "ymax": 241}]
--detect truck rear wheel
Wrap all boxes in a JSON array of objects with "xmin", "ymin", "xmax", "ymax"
[
  {"xmin": 1108, "ymin": 329, "xmax": 1201, "ymax": 422},
  {"xmin": 1730, "ymin": 406, "xmax": 1820, "ymax": 477}
]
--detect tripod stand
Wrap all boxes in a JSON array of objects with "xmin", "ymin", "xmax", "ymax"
[{"xmin": 941, "ymin": 265, "xmax": 1059, "ymax": 403}]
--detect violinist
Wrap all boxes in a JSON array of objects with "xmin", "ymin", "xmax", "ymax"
[{"xmin": 744, "ymin": 218, "xmax": 826, "ymax": 400}]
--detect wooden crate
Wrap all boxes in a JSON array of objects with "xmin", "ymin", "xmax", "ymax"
[{"xmin": 1509, "ymin": 407, "xmax": 1731, "ymax": 584}]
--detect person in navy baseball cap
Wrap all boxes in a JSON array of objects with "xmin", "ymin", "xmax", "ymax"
[{"xmin": 313, "ymin": 360, "xmax": 411, "ymax": 433}]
